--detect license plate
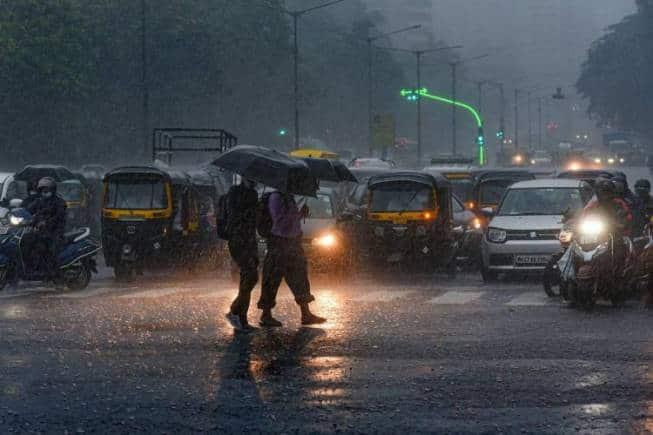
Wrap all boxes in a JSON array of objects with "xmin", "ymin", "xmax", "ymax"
[
  {"xmin": 515, "ymin": 255, "xmax": 549, "ymax": 265},
  {"xmin": 0, "ymin": 226, "xmax": 9, "ymax": 235}
]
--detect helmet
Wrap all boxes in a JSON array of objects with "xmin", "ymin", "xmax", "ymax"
[
  {"xmin": 635, "ymin": 179, "xmax": 651, "ymax": 190},
  {"xmin": 37, "ymin": 177, "xmax": 57, "ymax": 192},
  {"xmin": 594, "ymin": 176, "xmax": 615, "ymax": 197}
]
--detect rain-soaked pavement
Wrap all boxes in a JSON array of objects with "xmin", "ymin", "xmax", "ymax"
[{"xmin": 1, "ymin": 265, "xmax": 653, "ymax": 434}]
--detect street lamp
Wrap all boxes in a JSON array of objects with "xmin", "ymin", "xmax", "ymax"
[
  {"xmin": 448, "ymin": 54, "xmax": 488, "ymax": 156},
  {"xmin": 264, "ymin": 0, "xmax": 349, "ymax": 149},
  {"xmin": 378, "ymin": 44, "xmax": 463, "ymax": 163},
  {"xmin": 366, "ymin": 24, "xmax": 421, "ymax": 155}
]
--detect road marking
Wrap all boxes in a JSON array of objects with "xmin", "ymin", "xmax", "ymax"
[
  {"xmin": 117, "ymin": 287, "xmax": 195, "ymax": 299},
  {"xmin": 53, "ymin": 287, "xmax": 123, "ymax": 299},
  {"xmin": 354, "ymin": 290, "xmax": 416, "ymax": 302},
  {"xmin": 506, "ymin": 292, "xmax": 550, "ymax": 307},
  {"xmin": 428, "ymin": 291, "xmax": 485, "ymax": 305}
]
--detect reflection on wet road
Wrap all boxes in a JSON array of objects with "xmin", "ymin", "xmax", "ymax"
[{"xmin": 1, "ymin": 269, "xmax": 653, "ymax": 432}]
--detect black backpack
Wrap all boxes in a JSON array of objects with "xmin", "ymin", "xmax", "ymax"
[
  {"xmin": 256, "ymin": 192, "xmax": 274, "ymax": 239},
  {"xmin": 216, "ymin": 193, "xmax": 231, "ymax": 240}
]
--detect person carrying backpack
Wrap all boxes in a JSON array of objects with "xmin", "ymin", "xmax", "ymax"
[
  {"xmin": 257, "ymin": 190, "xmax": 326, "ymax": 327},
  {"xmin": 222, "ymin": 178, "xmax": 259, "ymax": 331}
]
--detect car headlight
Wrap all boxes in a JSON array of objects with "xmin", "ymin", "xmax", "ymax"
[
  {"xmin": 594, "ymin": 158, "xmax": 601, "ymax": 164},
  {"xmin": 619, "ymin": 157, "xmax": 625, "ymax": 163},
  {"xmin": 608, "ymin": 158, "xmax": 615, "ymax": 164},
  {"xmin": 487, "ymin": 227, "xmax": 507, "ymax": 243},
  {"xmin": 9, "ymin": 215, "xmax": 24, "ymax": 226},
  {"xmin": 530, "ymin": 159, "xmax": 536, "ymax": 165},
  {"xmin": 313, "ymin": 233, "xmax": 337, "ymax": 248},
  {"xmin": 579, "ymin": 217, "xmax": 605, "ymax": 236},
  {"xmin": 559, "ymin": 229, "xmax": 573, "ymax": 243}
]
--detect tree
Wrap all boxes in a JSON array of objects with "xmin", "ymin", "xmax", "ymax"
[{"xmin": 577, "ymin": 2, "xmax": 653, "ymax": 140}]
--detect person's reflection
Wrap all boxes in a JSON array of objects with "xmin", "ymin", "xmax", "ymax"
[{"xmin": 214, "ymin": 327, "xmax": 326, "ymax": 416}]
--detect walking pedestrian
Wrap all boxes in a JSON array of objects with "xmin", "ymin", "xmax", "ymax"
[
  {"xmin": 258, "ymin": 191, "xmax": 326, "ymax": 327},
  {"xmin": 224, "ymin": 178, "xmax": 259, "ymax": 331}
]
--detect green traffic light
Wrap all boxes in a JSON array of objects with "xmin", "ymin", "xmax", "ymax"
[{"xmin": 279, "ymin": 129, "xmax": 288, "ymax": 136}]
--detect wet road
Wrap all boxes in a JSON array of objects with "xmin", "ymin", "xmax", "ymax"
[
  {"xmin": 1, "ymin": 267, "xmax": 653, "ymax": 434},
  {"xmin": 2, "ymin": 166, "xmax": 653, "ymax": 434}
]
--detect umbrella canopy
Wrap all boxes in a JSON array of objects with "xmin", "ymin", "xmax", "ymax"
[
  {"xmin": 14, "ymin": 165, "xmax": 76, "ymax": 184},
  {"xmin": 211, "ymin": 145, "xmax": 317, "ymax": 197},
  {"xmin": 300, "ymin": 157, "xmax": 357, "ymax": 183}
]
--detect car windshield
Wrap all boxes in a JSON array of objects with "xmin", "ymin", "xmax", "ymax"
[
  {"xmin": 498, "ymin": 188, "xmax": 584, "ymax": 216},
  {"xmin": 304, "ymin": 193, "xmax": 334, "ymax": 219},
  {"xmin": 449, "ymin": 179, "xmax": 473, "ymax": 203},
  {"xmin": 59, "ymin": 182, "xmax": 83, "ymax": 202},
  {"xmin": 479, "ymin": 180, "xmax": 513, "ymax": 205},
  {"xmin": 369, "ymin": 181, "xmax": 434, "ymax": 212},
  {"xmin": 104, "ymin": 179, "xmax": 168, "ymax": 210},
  {"xmin": 6, "ymin": 180, "xmax": 28, "ymax": 201}
]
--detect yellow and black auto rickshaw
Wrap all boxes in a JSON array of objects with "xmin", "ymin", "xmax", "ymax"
[
  {"xmin": 59, "ymin": 179, "xmax": 90, "ymax": 232},
  {"xmin": 102, "ymin": 166, "xmax": 201, "ymax": 279},
  {"xmin": 359, "ymin": 172, "xmax": 457, "ymax": 274}
]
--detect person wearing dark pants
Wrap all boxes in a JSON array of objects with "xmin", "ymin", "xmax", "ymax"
[
  {"xmin": 258, "ymin": 191, "xmax": 326, "ymax": 327},
  {"xmin": 225, "ymin": 179, "xmax": 259, "ymax": 330}
]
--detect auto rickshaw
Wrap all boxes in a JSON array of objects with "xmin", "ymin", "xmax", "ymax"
[
  {"xmin": 472, "ymin": 169, "xmax": 535, "ymax": 212},
  {"xmin": 101, "ymin": 166, "xmax": 201, "ymax": 279},
  {"xmin": 354, "ymin": 172, "xmax": 457, "ymax": 274}
]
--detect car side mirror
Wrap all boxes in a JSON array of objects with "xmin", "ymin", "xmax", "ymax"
[{"xmin": 480, "ymin": 207, "xmax": 494, "ymax": 218}]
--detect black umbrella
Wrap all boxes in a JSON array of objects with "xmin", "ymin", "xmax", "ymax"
[
  {"xmin": 300, "ymin": 158, "xmax": 358, "ymax": 183},
  {"xmin": 211, "ymin": 145, "xmax": 317, "ymax": 197}
]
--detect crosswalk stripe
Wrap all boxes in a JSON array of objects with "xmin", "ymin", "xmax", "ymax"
[
  {"xmin": 354, "ymin": 290, "xmax": 416, "ymax": 302},
  {"xmin": 505, "ymin": 292, "xmax": 550, "ymax": 306},
  {"xmin": 428, "ymin": 291, "xmax": 485, "ymax": 305},
  {"xmin": 117, "ymin": 287, "xmax": 195, "ymax": 299}
]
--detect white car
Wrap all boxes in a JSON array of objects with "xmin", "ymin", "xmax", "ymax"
[{"xmin": 481, "ymin": 178, "xmax": 593, "ymax": 281}]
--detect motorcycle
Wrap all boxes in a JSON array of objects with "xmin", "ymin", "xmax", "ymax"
[
  {"xmin": 0, "ymin": 207, "xmax": 100, "ymax": 291},
  {"xmin": 563, "ymin": 213, "xmax": 632, "ymax": 309}
]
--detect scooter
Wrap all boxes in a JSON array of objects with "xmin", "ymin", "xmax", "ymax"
[
  {"xmin": 565, "ymin": 213, "xmax": 632, "ymax": 309},
  {"xmin": 0, "ymin": 207, "xmax": 100, "ymax": 291}
]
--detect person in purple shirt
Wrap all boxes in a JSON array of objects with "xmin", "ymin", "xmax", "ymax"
[{"xmin": 257, "ymin": 190, "xmax": 326, "ymax": 327}]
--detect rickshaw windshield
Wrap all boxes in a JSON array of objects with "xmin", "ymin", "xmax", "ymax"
[
  {"xmin": 369, "ymin": 181, "xmax": 435, "ymax": 212},
  {"xmin": 303, "ymin": 193, "xmax": 334, "ymax": 218},
  {"xmin": 478, "ymin": 180, "xmax": 513, "ymax": 205},
  {"xmin": 448, "ymin": 179, "xmax": 473, "ymax": 203},
  {"xmin": 105, "ymin": 178, "xmax": 168, "ymax": 210}
]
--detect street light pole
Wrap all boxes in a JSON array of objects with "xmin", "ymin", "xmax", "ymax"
[
  {"xmin": 514, "ymin": 88, "xmax": 520, "ymax": 150},
  {"xmin": 366, "ymin": 24, "xmax": 421, "ymax": 156},
  {"xmin": 141, "ymin": 0, "xmax": 149, "ymax": 160},
  {"xmin": 527, "ymin": 91, "xmax": 532, "ymax": 151},
  {"xmin": 450, "ymin": 62, "xmax": 457, "ymax": 155},
  {"xmin": 538, "ymin": 97, "xmax": 543, "ymax": 149},
  {"xmin": 417, "ymin": 52, "xmax": 423, "ymax": 163}
]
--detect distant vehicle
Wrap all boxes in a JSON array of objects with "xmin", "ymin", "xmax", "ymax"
[
  {"xmin": 471, "ymin": 169, "xmax": 535, "ymax": 213},
  {"xmin": 299, "ymin": 188, "xmax": 351, "ymax": 272},
  {"xmin": 348, "ymin": 158, "xmax": 395, "ymax": 169},
  {"xmin": 481, "ymin": 178, "xmax": 593, "ymax": 282},
  {"xmin": 557, "ymin": 169, "xmax": 620, "ymax": 187},
  {"xmin": 423, "ymin": 166, "xmax": 476, "ymax": 208},
  {"xmin": 529, "ymin": 150, "xmax": 553, "ymax": 166}
]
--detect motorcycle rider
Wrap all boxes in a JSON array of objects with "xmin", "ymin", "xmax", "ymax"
[
  {"xmin": 27, "ymin": 177, "xmax": 67, "ymax": 282},
  {"xmin": 634, "ymin": 179, "xmax": 653, "ymax": 223},
  {"xmin": 613, "ymin": 173, "xmax": 643, "ymax": 234}
]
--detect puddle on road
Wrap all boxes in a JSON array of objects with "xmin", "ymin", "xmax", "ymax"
[{"xmin": 0, "ymin": 304, "xmax": 28, "ymax": 319}]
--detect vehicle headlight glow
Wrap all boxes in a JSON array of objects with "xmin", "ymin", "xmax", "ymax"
[
  {"xmin": 472, "ymin": 218, "xmax": 482, "ymax": 230},
  {"xmin": 594, "ymin": 158, "xmax": 601, "ymax": 164},
  {"xmin": 608, "ymin": 158, "xmax": 615, "ymax": 164},
  {"xmin": 530, "ymin": 159, "xmax": 536, "ymax": 165},
  {"xmin": 487, "ymin": 227, "xmax": 507, "ymax": 243},
  {"xmin": 9, "ymin": 215, "xmax": 24, "ymax": 226},
  {"xmin": 579, "ymin": 218, "xmax": 605, "ymax": 236},
  {"xmin": 512, "ymin": 154, "xmax": 524, "ymax": 164},
  {"xmin": 566, "ymin": 161, "xmax": 582, "ymax": 171},
  {"xmin": 619, "ymin": 157, "xmax": 625, "ymax": 163},
  {"xmin": 313, "ymin": 233, "xmax": 337, "ymax": 248}
]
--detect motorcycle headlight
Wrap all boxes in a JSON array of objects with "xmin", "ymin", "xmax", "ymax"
[
  {"xmin": 9, "ymin": 215, "xmax": 24, "ymax": 226},
  {"xmin": 559, "ymin": 229, "xmax": 573, "ymax": 243},
  {"xmin": 313, "ymin": 233, "xmax": 338, "ymax": 248},
  {"xmin": 579, "ymin": 217, "xmax": 605, "ymax": 236},
  {"xmin": 487, "ymin": 227, "xmax": 507, "ymax": 243}
]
